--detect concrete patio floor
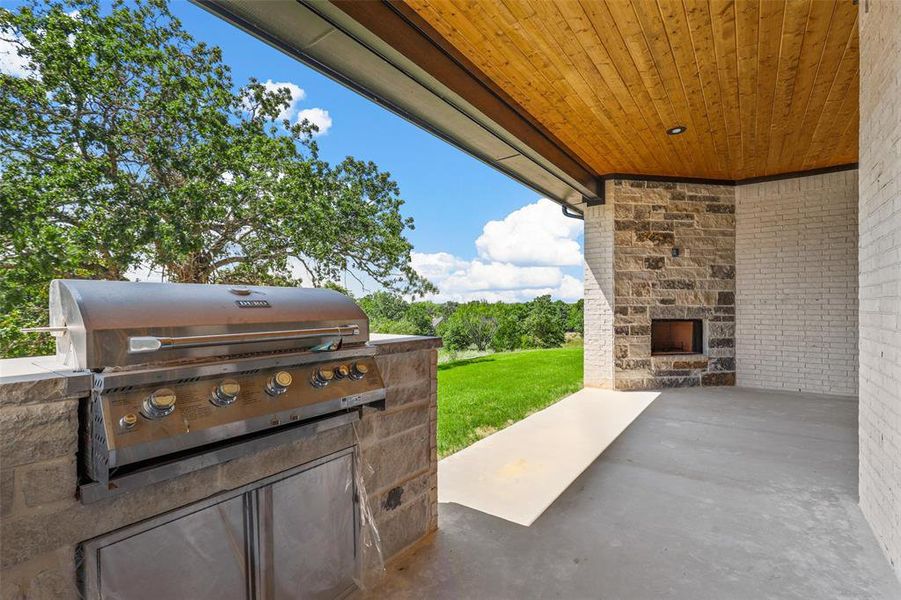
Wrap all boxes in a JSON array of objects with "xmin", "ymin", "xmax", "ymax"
[{"xmin": 356, "ymin": 387, "xmax": 901, "ymax": 600}]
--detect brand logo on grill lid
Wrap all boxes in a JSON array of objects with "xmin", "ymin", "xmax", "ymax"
[{"xmin": 235, "ymin": 300, "xmax": 271, "ymax": 308}]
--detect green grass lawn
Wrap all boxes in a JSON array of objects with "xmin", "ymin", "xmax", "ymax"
[{"xmin": 437, "ymin": 347, "xmax": 584, "ymax": 457}]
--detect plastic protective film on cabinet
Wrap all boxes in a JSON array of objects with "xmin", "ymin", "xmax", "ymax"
[{"xmin": 77, "ymin": 445, "xmax": 385, "ymax": 599}]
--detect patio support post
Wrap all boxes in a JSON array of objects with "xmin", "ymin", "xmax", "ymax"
[{"xmin": 583, "ymin": 181, "xmax": 616, "ymax": 388}]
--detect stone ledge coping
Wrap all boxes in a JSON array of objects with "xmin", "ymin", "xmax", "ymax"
[
  {"xmin": 370, "ymin": 334, "xmax": 443, "ymax": 355},
  {"xmin": 0, "ymin": 356, "xmax": 91, "ymax": 405},
  {"xmin": 0, "ymin": 355, "xmax": 80, "ymax": 380}
]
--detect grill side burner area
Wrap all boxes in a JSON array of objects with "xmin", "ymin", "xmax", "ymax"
[{"xmin": 0, "ymin": 279, "xmax": 440, "ymax": 598}]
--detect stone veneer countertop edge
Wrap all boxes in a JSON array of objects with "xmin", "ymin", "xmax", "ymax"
[
  {"xmin": 369, "ymin": 334, "xmax": 443, "ymax": 354},
  {"xmin": 0, "ymin": 356, "xmax": 92, "ymax": 404}
]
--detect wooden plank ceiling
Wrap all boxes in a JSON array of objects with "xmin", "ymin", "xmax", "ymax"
[{"xmin": 402, "ymin": 0, "xmax": 859, "ymax": 181}]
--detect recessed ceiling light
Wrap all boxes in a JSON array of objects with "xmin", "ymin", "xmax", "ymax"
[{"xmin": 667, "ymin": 125, "xmax": 687, "ymax": 135}]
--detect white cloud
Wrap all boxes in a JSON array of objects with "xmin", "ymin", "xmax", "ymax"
[
  {"xmin": 242, "ymin": 80, "xmax": 306, "ymax": 121},
  {"xmin": 262, "ymin": 80, "xmax": 305, "ymax": 120},
  {"xmin": 407, "ymin": 252, "xmax": 466, "ymax": 281},
  {"xmin": 297, "ymin": 107, "xmax": 332, "ymax": 136},
  {"xmin": 65, "ymin": 10, "xmax": 80, "ymax": 46},
  {"xmin": 555, "ymin": 274, "xmax": 583, "ymax": 300},
  {"xmin": 441, "ymin": 261, "xmax": 562, "ymax": 292},
  {"xmin": 476, "ymin": 198, "xmax": 582, "ymax": 266},
  {"xmin": 411, "ymin": 253, "xmax": 582, "ymax": 303},
  {"xmin": 0, "ymin": 29, "xmax": 35, "ymax": 78},
  {"xmin": 242, "ymin": 82, "xmax": 333, "ymax": 134},
  {"xmin": 408, "ymin": 198, "xmax": 584, "ymax": 303}
]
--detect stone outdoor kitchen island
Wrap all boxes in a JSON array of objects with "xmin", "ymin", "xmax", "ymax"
[{"xmin": 0, "ymin": 334, "xmax": 440, "ymax": 598}]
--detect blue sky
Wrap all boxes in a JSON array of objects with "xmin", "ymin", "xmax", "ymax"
[{"xmin": 1, "ymin": 0, "xmax": 584, "ymax": 301}]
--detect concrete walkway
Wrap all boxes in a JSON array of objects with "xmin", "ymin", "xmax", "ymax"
[
  {"xmin": 357, "ymin": 387, "xmax": 901, "ymax": 600},
  {"xmin": 439, "ymin": 388, "xmax": 658, "ymax": 526}
]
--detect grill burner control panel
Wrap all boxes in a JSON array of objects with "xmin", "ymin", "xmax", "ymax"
[{"xmin": 86, "ymin": 356, "xmax": 384, "ymax": 481}]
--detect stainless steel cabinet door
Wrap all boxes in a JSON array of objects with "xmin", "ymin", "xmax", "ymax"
[
  {"xmin": 92, "ymin": 495, "xmax": 248, "ymax": 600},
  {"xmin": 260, "ymin": 453, "xmax": 356, "ymax": 600},
  {"xmin": 80, "ymin": 449, "xmax": 358, "ymax": 600}
]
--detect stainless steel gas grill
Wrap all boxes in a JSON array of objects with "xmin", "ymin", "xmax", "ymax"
[{"xmin": 40, "ymin": 279, "xmax": 385, "ymax": 503}]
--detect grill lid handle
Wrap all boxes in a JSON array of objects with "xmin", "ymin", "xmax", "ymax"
[{"xmin": 128, "ymin": 325, "xmax": 360, "ymax": 354}]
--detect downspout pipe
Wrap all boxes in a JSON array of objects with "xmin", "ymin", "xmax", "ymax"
[{"xmin": 561, "ymin": 204, "xmax": 584, "ymax": 220}]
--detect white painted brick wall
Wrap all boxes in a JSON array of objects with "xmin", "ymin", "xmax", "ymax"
[
  {"xmin": 583, "ymin": 184, "xmax": 615, "ymax": 388},
  {"xmin": 735, "ymin": 171, "xmax": 859, "ymax": 396},
  {"xmin": 859, "ymin": 0, "xmax": 901, "ymax": 581}
]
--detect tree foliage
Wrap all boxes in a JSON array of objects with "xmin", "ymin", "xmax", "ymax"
[
  {"xmin": 359, "ymin": 292, "xmax": 583, "ymax": 353},
  {"xmin": 0, "ymin": 0, "xmax": 434, "ymax": 357},
  {"xmin": 438, "ymin": 303, "xmax": 498, "ymax": 351},
  {"xmin": 522, "ymin": 295, "xmax": 566, "ymax": 348},
  {"xmin": 567, "ymin": 299, "xmax": 584, "ymax": 335},
  {"xmin": 489, "ymin": 303, "xmax": 528, "ymax": 352},
  {"xmin": 358, "ymin": 291, "xmax": 444, "ymax": 337}
]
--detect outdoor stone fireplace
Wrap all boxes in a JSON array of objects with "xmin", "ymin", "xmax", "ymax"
[{"xmin": 586, "ymin": 179, "xmax": 736, "ymax": 390}]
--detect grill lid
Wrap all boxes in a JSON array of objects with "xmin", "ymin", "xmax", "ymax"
[{"xmin": 47, "ymin": 279, "xmax": 369, "ymax": 370}]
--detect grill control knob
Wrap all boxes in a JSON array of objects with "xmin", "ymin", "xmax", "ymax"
[
  {"xmin": 120, "ymin": 413, "xmax": 138, "ymax": 430},
  {"xmin": 350, "ymin": 362, "xmax": 369, "ymax": 380},
  {"xmin": 266, "ymin": 371, "xmax": 293, "ymax": 396},
  {"xmin": 311, "ymin": 368, "xmax": 335, "ymax": 388},
  {"xmin": 211, "ymin": 379, "xmax": 240, "ymax": 406},
  {"xmin": 142, "ymin": 388, "xmax": 176, "ymax": 419},
  {"xmin": 334, "ymin": 365, "xmax": 350, "ymax": 379}
]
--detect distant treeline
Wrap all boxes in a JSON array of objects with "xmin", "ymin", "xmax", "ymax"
[{"xmin": 358, "ymin": 292, "xmax": 583, "ymax": 351}]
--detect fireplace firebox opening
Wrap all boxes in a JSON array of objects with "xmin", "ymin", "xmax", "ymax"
[{"xmin": 651, "ymin": 319, "xmax": 703, "ymax": 355}]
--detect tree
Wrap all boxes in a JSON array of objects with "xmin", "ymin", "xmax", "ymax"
[
  {"xmin": 405, "ymin": 301, "xmax": 441, "ymax": 336},
  {"xmin": 522, "ymin": 295, "xmax": 566, "ymax": 348},
  {"xmin": 567, "ymin": 299, "xmax": 584, "ymax": 334},
  {"xmin": 436, "ymin": 316, "xmax": 471, "ymax": 352},
  {"xmin": 320, "ymin": 280, "xmax": 352, "ymax": 298},
  {"xmin": 0, "ymin": 0, "xmax": 434, "ymax": 357},
  {"xmin": 357, "ymin": 291, "xmax": 409, "ymax": 323},
  {"xmin": 490, "ymin": 303, "xmax": 527, "ymax": 351},
  {"xmin": 438, "ymin": 303, "xmax": 497, "ymax": 351},
  {"xmin": 367, "ymin": 318, "xmax": 420, "ymax": 336},
  {"xmin": 467, "ymin": 315, "xmax": 497, "ymax": 351},
  {"xmin": 357, "ymin": 292, "xmax": 442, "ymax": 336}
]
